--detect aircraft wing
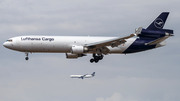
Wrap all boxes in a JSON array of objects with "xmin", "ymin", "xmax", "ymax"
[
  {"xmin": 85, "ymin": 34, "xmax": 137, "ymax": 54},
  {"xmin": 80, "ymin": 74, "xmax": 88, "ymax": 79},
  {"xmin": 86, "ymin": 34, "xmax": 136, "ymax": 48},
  {"xmin": 85, "ymin": 27, "xmax": 142, "ymax": 49}
]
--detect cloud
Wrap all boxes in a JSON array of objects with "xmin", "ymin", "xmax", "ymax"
[
  {"xmin": 95, "ymin": 76, "xmax": 180, "ymax": 101},
  {"xmin": 96, "ymin": 92, "xmax": 124, "ymax": 101}
]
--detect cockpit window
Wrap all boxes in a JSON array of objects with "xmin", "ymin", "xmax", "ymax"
[{"xmin": 6, "ymin": 39, "xmax": 13, "ymax": 42}]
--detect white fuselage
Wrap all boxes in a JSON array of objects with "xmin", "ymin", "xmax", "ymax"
[{"xmin": 3, "ymin": 36, "xmax": 136, "ymax": 54}]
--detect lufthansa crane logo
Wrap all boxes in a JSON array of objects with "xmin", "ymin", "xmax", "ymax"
[{"xmin": 154, "ymin": 18, "xmax": 164, "ymax": 28}]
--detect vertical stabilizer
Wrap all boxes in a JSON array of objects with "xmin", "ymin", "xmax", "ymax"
[
  {"xmin": 91, "ymin": 72, "xmax": 95, "ymax": 76},
  {"xmin": 147, "ymin": 12, "xmax": 169, "ymax": 30}
]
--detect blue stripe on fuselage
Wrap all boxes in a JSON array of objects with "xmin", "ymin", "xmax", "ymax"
[{"xmin": 123, "ymin": 38, "xmax": 156, "ymax": 53}]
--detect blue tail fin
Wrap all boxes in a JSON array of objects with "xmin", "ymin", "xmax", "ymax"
[
  {"xmin": 91, "ymin": 72, "xmax": 95, "ymax": 76},
  {"xmin": 147, "ymin": 12, "xmax": 169, "ymax": 30},
  {"xmin": 137, "ymin": 12, "xmax": 173, "ymax": 39}
]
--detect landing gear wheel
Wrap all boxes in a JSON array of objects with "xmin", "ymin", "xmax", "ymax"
[
  {"xmin": 25, "ymin": 52, "xmax": 29, "ymax": 61},
  {"xmin": 99, "ymin": 55, "xmax": 103, "ymax": 60},
  {"xmin": 94, "ymin": 59, "xmax": 99, "ymax": 63},
  {"xmin": 25, "ymin": 57, "xmax": 29, "ymax": 60},
  {"xmin": 90, "ymin": 59, "xmax": 94, "ymax": 63},
  {"xmin": 90, "ymin": 54, "xmax": 104, "ymax": 63},
  {"xmin": 94, "ymin": 56, "xmax": 99, "ymax": 60}
]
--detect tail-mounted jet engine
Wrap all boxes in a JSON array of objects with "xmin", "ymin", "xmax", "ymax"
[{"xmin": 138, "ymin": 29, "xmax": 173, "ymax": 39}]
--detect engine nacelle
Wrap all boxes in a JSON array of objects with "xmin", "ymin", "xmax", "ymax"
[
  {"xmin": 138, "ymin": 29, "xmax": 173, "ymax": 39},
  {"xmin": 66, "ymin": 53, "xmax": 78, "ymax": 58},
  {"xmin": 66, "ymin": 53, "xmax": 86, "ymax": 59},
  {"xmin": 71, "ymin": 45, "xmax": 88, "ymax": 54}
]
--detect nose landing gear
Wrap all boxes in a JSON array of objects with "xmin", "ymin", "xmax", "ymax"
[
  {"xmin": 25, "ymin": 52, "xmax": 29, "ymax": 60},
  {"xmin": 90, "ymin": 54, "xmax": 103, "ymax": 63}
]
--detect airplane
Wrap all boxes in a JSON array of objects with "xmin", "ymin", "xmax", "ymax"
[
  {"xmin": 3, "ymin": 12, "xmax": 173, "ymax": 63},
  {"xmin": 70, "ymin": 72, "xmax": 95, "ymax": 79}
]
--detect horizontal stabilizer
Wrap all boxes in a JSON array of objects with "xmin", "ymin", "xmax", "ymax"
[{"xmin": 145, "ymin": 36, "xmax": 169, "ymax": 45}]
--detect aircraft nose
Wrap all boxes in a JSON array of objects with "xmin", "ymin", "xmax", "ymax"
[
  {"xmin": 3, "ymin": 42, "xmax": 7, "ymax": 47},
  {"xmin": 3, "ymin": 42, "xmax": 10, "ymax": 48}
]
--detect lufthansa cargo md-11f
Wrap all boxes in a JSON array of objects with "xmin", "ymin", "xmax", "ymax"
[{"xmin": 3, "ymin": 12, "xmax": 173, "ymax": 63}]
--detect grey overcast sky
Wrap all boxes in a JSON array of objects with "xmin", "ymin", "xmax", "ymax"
[{"xmin": 0, "ymin": 0, "xmax": 180, "ymax": 101}]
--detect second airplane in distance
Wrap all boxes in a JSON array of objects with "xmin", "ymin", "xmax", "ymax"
[{"xmin": 70, "ymin": 72, "xmax": 95, "ymax": 79}]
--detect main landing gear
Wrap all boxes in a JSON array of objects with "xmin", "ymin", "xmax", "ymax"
[
  {"xmin": 90, "ymin": 54, "xmax": 103, "ymax": 63},
  {"xmin": 25, "ymin": 52, "xmax": 29, "ymax": 60}
]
